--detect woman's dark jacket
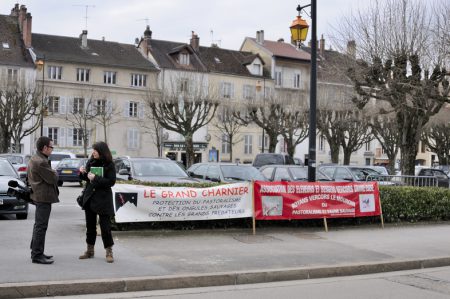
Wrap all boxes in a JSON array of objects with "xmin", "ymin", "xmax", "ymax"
[{"xmin": 79, "ymin": 158, "xmax": 116, "ymax": 216}]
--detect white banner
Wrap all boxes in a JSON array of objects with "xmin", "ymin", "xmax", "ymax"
[{"xmin": 112, "ymin": 183, "xmax": 253, "ymax": 223}]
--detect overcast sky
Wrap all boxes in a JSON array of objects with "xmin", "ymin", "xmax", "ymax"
[{"xmin": 0, "ymin": 0, "xmax": 368, "ymax": 50}]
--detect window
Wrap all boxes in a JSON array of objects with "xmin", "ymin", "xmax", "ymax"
[
  {"xmin": 48, "ymin": 96, "xmax": 60, "ymax": 113},
  {"xmin": 2, "ymin": 42, "xmax": 10, "ymax": 49},
  {"xmin": 129, "ymin": 101, "xmax": 138, "ymax": 118},
  {"xmin": 179, "ymin": 53, "xmax": 189, "ymax": 65},
  {"xmin": 319, "ymin": 135, "xmax": 325, "ymax": 151},
  {"xmin": 48, "ymin": 127, "xmax": 59, "ymax": 146},
  {"xmin": 222, "ymin": 135, "xmax": 230, "ymax": 154},
  {"xmin": 252, "ymin": 63, "xmax": 261, "ymax": 75},
  {"xmin": 73, "ymin": 98, "xmax": 85, "ymax": 114},
  {"xmin": 179, "ymin": 78, "xmax": 189, "ymax": 93},
  {"xmin": 73, "ymin": 128, "xmax": 83, "ymax": 146},
  {"xmin": 127, "ymin": 128, "xmax": 139, "ymax": 149},
  {"xmin": 294, "ymin": 73, "xmax": 301, "ymax": 88},
  {"xmin": 275, "ymin": 71, "xmax": 282, "ymax": 86},
  {"xmin": 96, "ymin": 99, "xmax": 107, "ymax": 114},
  {"xmin": 244, "ymin": 135, "xmax": 253, "ymax": 154},
  {"xmin": 258, "ymin": 135, "xmax": 268, "ymax": 150},
  {"xmin": 76, "ymin": 68, "xmax": 90, "ymax": 82},
  {"xmin": 131, "ymin": 73, "xmax": 147, "ymax": 87},
  {"xmin": 7, "ymin": 68, "xmax": 18, "ymax": 85},
  {"xmin": 48, "ymin": 66, "xmax": 62, "ymax": 80},
  {"xmin": 221, "ymin": 82, "xmax": 233, "ymax": 98},
  {"xmin": 103, "ymin": 71, "xmax": 116, "ymax": 84},
  {"xmin": 365, "ymin": 141, "xmax": 371, "ymax": 151},
  {"xmin": 243, "ymin": 85, "xmax": 255, "ymax": 100}
]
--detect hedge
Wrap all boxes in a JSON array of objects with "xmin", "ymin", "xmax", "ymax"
[{"xmin": 379, "ymin": 186, "xmax": 450, "ymax": 222}]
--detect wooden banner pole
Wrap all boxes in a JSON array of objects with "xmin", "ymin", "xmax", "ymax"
[
  {"xmin": 379, "ymin": 199, "xmax": 385, "ymax": 229},
  {"xmin": 251, "ymin": 180, "xmax": 256, "ymax": 235},
  {"xmin": 323, "ymin": 217, "xmax": 328, "ymax": 232}
]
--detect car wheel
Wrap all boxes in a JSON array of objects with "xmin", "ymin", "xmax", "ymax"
[
  {"xmin": 57, "ymin": 180, "xmax": 63, "ymax": 186},
  {"xmin": 16, "ymin": 213, "xmax": 28, "ymax": 220}
]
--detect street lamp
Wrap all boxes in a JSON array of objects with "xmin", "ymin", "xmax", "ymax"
[
  {"xmin": 35, "ymin": 56, "xmax": 45, "ymax": 137},
  {"xmin": 290, "ymin": 1, "xmax": 317, "ymax": 182}
]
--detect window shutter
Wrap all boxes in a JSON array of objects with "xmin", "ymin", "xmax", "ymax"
[
  {"xmin": 123, "ymin": 101, "xmax": 129, "ymax": 117},
  {"xmin": 230, "ymin": 83, "xmax": 234, "ymax": 99},
  {"xmin": 59, "ymin": 127, "xmax": 66, "ymax": 147},
  {"xmin": 67, "ymin": 98, "xmax": 74, "ymax": 114},
  {"xmin": 126, "ymin": 128, "xmax": 132, "ymax": 149},
  {"xmin": 106, "ymin": 100, "xmax": 113, "ymax": 114},
  {"xmin": 220, "ymin": 82, "xmax": 224, "ymax": 97},
  {"xmin": 136, "ymin": 129, "xmax": 140, "ymax": 149},
  {"xmin": 67, "ymin": 128, "xmax": 73, "ymax": 147},
  {"xmin": 138, "ymin": 102, "xmax": 144, "ymax": 119},
  {"xmin": 59, "ymin": 97, "xmax": 67, "ymax": 114},
  {"xmin": 43, "ymin": 126, "xmax": 48, "ymax": 137}
]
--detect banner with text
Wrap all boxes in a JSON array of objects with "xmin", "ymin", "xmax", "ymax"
[
  {"xmin": 112, "ymin": 183, "xmax": 252, "ymax": 223},
  {"xmin": 254, "ymin": 181, "xmax": 380, "ymax": 220}
]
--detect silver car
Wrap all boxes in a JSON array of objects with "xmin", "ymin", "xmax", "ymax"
[{"xmin": 0, "ymin": 154, "xmax": 30, "ymax": 183}]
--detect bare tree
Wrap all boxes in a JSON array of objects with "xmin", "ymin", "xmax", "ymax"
[
  {"xmin": 422, "ymin": 108, "xmax": 450, "ymax": 165},
  {"xmin": 332, "ymin": 0, "xmax": 450, "ymax": 175},
  {"xmin": 279, "ymin": 104, "xmax": 309, "ymax": 158},
  {"xmin": 0, "ymin": 81, "xmax": 41, "ymax": 153},
  {"xmin": 212, "ymin": 105, "xmax": 244, "ymax": 162},
  {"xmin": 145, "ymin": 73, "xmax": 219, "ymax": 167},
  {"xmin": 338, "ymin": 110, "xmax": 373, "ymax": 165},
  {"xmin": 140, "ymin": 113, "xmax": 164, "ymax": 157},
  {"xmin": 64, "ymin": 91, "xmax": 99, "ymax": 157},
  {"xmin": 92, "ymin": 97, "xmax": 121, "ymax": 144}
]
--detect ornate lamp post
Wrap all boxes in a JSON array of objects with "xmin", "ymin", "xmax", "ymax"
[
  {"xmin": 35, "ymin": 56, "xmax": 45, "ymax": 137},
  {"xmin": 290, "ymin": 1, "xmax": 317, "ymax": 181}
]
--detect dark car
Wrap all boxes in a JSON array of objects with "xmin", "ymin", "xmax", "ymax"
[
  {"xmin": 187, "ymin": 162, "xmax": 267, "ymax": 183},
  {"xmin": 260, "ymin": 165, "xmax": 332, "ymax": 182},
  {"xmin": 318, "ymin": 165, "xmax": 395, "ymax": 185},
  {"xmin": 415, "ymin": 167, "xmax": 449, "ymax": 188},
  {"xmin": 252, "ymin": 153, "xmax": 295, "ymax": 169},
  {"xmin": 0, "ymin": 158, "xmax": 28, "ymax": 219},
  {"xmin": 114, "ymin": 157, "xmax": 198, "ymax": 183},
  {"xmin": 56, "ymin": 158, "xmax": 87, "ymax": 186}
]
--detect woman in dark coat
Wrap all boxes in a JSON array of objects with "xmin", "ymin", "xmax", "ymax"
[{"xmin": 78, "ymin": 141, "xmax": 116, "ymax": 263}]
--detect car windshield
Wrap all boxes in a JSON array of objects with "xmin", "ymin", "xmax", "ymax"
[
  {"xmin": 221, "ymin": 165, "xmax": 266, "ymax": 181},
  {"xmin": 350, "ymin": 168, "xmax": 380, "ymax": 181},
  {"xmin": 0, "ymin": 155, "xmax": 24, "ymax": 164},
  {"xmin": 58, "ymin": 159, "xmax": 83, "ymax": 168},
  {"xmin": 131, "ymin": 160, "xmax": 188, "ymax": 177},
  {"xmin": 0, "ymin": 159, "xmax": 18, "ymax": 177},
  {"xmin": 255, "ymin": 155, "xmax": 283, "ymax": 167},
  {"xmin": 289, "ymin": 168, "xmax": 331, "ymax": 181}
]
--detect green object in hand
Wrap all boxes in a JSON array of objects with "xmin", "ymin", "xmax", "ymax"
[{"xmin": 90, "ymin": 167, "xmax": 103, "ymax": 177}]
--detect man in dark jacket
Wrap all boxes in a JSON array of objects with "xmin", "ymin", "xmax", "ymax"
[{"xmin": 27, "ymin": 136, "xmax": 59, "ymax": 264}]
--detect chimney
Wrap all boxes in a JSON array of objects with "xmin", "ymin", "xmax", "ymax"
[
  {"xmin": 347, "ymin": 40, "xmax": 356, "ymax": 58},
  {"xmin": 259, "ymin": 30, "xmax": 264, "ymax": 44},
  {"xmin": 23, "ymin": 13, "xmax": 32, "ymax": 48},
  {"xmin": 319, "ymin": 34, "xmax": 325, "ymax": 56},
  {"xmin": 18, "ymin": 5, "xmax": 27, "ymax": 31},
  {"xmin": 80, "ymin": 30, "xmax": 88, "ymax": 48},
  {"xmin": 256, "ymin": 30, "xmax": 260, "ymax": 43},
  {"xmin": 190, "ymin": 31, "xmax": 199, "ymax": 52},
  {"xmin": 10, "ymin": 3, "xmax": 20, "ymax": 17},
  {"xmin": 141, "ymin": 25, "xmax": 152, "ymax": 55}
]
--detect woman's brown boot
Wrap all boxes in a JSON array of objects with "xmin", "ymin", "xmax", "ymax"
[
  {"xmin": 79, "ymin": 244, "xmax": 94, "ymax": 259},
  {"xmin": 106, "ymin": 247, "xmax": 114, "ymax": 263}
]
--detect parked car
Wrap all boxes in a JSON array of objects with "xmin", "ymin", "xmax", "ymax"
[
  {"xmin": 49, "ymin": 151, "xmax": 76, "ymax": 169},
  {"xmin": 318, "ymin": 165, "xmax": 394, "ymax": 185},
  {"xmin": 187, "ymin": 162, "xmax": 267, "ymax": 183},
  {"xmin": 260, "ymin": 165, "xmax": 332, "ymax": 182},
  {"xmin": 0, "ymin": 158, "xmax": 28, "ymax": 219},
  {"xmin": 114, "ymin": 157, "xmax": 198, "ymax": 183},
  {"xmin": 252, "ymin": 153, "xmax": 295, "ymax": 169},
  {"xmin": 0, "ymin": 153, "xmax": 30, "ymax": 183},
  {"xmin": 415, "ymin": 167, "xmax": 449, "ymax": 188},
  {"xmin": 55, "ymin": 158, "xmax": 87, "ymax": 186}
]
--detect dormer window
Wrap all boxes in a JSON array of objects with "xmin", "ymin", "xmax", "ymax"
[
  {"xmin": 2, "ymin": 42, "xmax": 10, "ymax": 49},
  {"xmin": 214, "ymin": 57, "xmax": 221, "ymax": 63},
  {"xmin": 179, "ymin": 53, "xmax": 189, "ymax": 65},
  {"xmin": 252, "ymin": 63, "xmax": 261, "ymax": 75}
]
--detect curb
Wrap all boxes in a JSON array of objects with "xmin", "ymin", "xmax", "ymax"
[{"xmin": 3, "ymin": 257, "xmax": 450, "ymax": 298}]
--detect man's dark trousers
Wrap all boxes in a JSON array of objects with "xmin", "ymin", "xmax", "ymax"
[{"xmin": 31, "ymin": 202, "xmax": 52, "ymax": 259}]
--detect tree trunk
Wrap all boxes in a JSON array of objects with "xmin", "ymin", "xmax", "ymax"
[
  {"xmin": 229, "ymin": 135, "xmax": 233, "ymax": 162},
  {"xmin": 185, "ymin": 134, "xmax": 194, "ymax": 168},
  {"xmin": 103, "ymin": 124, "xmax": 108, "ymax": 144},
  {"xmin": 330, "ymin": 145, "xmax": 340, "ymax": 164},
  {"xmin": 400, "ymin": 143, "xmax": 418, "ymax": 176},
  {"xmin": 286, "ymin": 140, "xmax": 296, "ymax": 158},
  {"xmin": 268, "ymin": 133, "xmax": 278, "ymax": 153},
  {"xmin": 343, "ymin": 148, "xmax": 352, "ymax": 165}
]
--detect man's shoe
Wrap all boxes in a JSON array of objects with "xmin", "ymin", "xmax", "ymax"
[
  {"xmin": 32, "ymin": 257, "xmax": 54, "ymax": 264},
  {"xmin": 43, "ymin": 254, "xmax": 53, "ymax": 259}
]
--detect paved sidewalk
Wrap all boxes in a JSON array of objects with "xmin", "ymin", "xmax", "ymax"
[{"xmin": 2, "ymin": 216, "xmax": 450, "ymax": 298}]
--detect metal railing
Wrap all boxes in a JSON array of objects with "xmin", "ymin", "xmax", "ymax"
[{"xmin": 366, "ymin": 175, "xmax": 439, "ymax": 187}]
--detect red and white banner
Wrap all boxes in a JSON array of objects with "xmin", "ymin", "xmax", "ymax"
[
  {"xmin": 254, "ymin": 181, "xmax": 381, "ymax": 220},
  {"xmin": 112, "ymin": 183, "xmax": 252, "ymax": 223}
]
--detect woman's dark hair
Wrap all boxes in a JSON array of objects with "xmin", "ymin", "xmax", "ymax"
[{"xmin": 92, "ymin": 141, "xmax": 113, "ymax": 163}]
